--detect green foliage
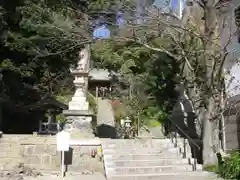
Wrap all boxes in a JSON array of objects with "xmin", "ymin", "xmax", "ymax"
[
  {"xmin": 92, "ymin": 39, "xmax": 178, "ymax": 127},
  {"xmin": 204, "ymin": 152, "xmax": 240, "ymax": 180},
  {"xmin": 87, "ymin": 92, "xmax": 97, "ymax": 114},
  {"xmin": 218, "ymin": 152, "xmax": 240, "ymax": 180},
  {"xmin": 0, "ymin": 6, "xmax": 5, "ymax": 30},
  {"xmin": 203, "ymin": 164, "xmax": 218, "ymax": 173},
  {"xmin": 56, "ymin": 113, "xmax": 65, "ymax": 123},
  {"xmin": 141, "ymin": 106, "xmax": 167, "ymax": 125},
  {"xmin": 146, "ymin": 119, "xmax": 161, "ymax": 127},
  {"xmin": 0, "ymin": 0, "xmax": 121, "ymax": 128},
  {"xmin": 56, "ymin": 94, "xmax": 72, "ymax": 104},
  {"xmin": 6, "ymin": 1, "xmax": 84, "ymax": 62},
  {"xmin": 114, "ymin": 106, "xmax": 126, "ymax": 122},
  {"xmin": 0, "ymin": 0, "xmax": 81, "ymax": 110}
]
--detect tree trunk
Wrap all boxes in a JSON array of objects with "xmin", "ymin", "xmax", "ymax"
[
  {"xmin": 202, "ymin": 97, "xmax": 217, "ymax": 165},
  {"xmin": 202, "ymin": 0, "xmax": 219, "ymax": 165}
]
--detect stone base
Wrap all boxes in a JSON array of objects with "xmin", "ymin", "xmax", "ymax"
[{"xmin": 64, "ymin": 116, "xmax": 95, "ymax": 138}]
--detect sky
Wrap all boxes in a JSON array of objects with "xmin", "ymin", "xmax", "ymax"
[
  {"xmin": 93, "ymin": 25, "xmax": 110, "ymax": 39},
  {"xmin": 93, "ymin": 0, "xmax": 185, "ymax": 39},
  {"xmin": 171, "ymin": 0, "xmax": 179, "ymax": 9},
  {"xmin": 152, "ymin": 0, "xmax": 182, "ymax": 9}
]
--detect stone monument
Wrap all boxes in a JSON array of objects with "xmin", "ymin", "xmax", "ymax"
[{"xmin": 63, "ymin": 45, "xmax": 94, "ymax": 138}]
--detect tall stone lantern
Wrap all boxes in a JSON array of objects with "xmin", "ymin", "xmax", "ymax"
[{"xmin": 63, "ymin": 44, "xmax": 95, "ymax": 138}]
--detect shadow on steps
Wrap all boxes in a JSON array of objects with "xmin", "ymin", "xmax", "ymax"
[{"xmin": 95, "ymin": 124, "xmax": 117, "ymax": 139}]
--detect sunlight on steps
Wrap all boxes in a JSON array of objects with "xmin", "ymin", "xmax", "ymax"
[{"xmin": 101, "ymin": 139, "xmax": 223, "ymax": 180}]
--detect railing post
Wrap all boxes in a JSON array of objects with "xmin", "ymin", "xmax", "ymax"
[
  {"xmin": 170, "ymin": 132, "xmax": 173, "ymax": 143},
  {"xmin": 193, "ymin": 148, "xmax": 197, "ymax": 171},
  {"xmin": 167, "ymin": 116, "xmax": 200, "ymax": 172},
  {"xmin": 174, "ymin": 131, "xmax": 177, "ymax": 147},
  {"xmin": 183, "ymin": 138, "xmax": 186, "ymax": 158}
]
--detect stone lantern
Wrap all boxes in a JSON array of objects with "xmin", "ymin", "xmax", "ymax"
[
  {"xmin": 63, "ymin": 45, "xmax": 95, "ymax": 138},
  {"xmin": 124, "ymin": 117, "xmax": 132, "ymax": 128}
]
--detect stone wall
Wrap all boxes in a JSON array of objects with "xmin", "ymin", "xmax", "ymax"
[
  {"xmin": 0, "ymin": 135, "xmax": 104, "ymax": 173},
  {"xmin": 223, "ymin": 113, "xmax": 240, "ymax": 151},
  {"xmin": 223, "ymin": 95, "xmax": 240, "ymax": 152}
]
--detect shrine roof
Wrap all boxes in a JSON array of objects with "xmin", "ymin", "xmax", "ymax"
[
  {"xmin": 0, "ymin": 95, "xmax": 68, "ymax": 112},
  {"xmin": 28, "ymin": 95, "xmax": 68, "ymax": 111},
  {"xmin": 89, "ymin": 68, "xmax": 118, "ymax": 81}
]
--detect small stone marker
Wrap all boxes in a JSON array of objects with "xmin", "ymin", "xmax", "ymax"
[{"xmin": 56, "ymin": 130, "xmax": 70, "ymax": 177}]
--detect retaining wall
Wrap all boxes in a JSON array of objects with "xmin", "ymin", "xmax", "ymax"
[{"xmin": 0, "ymin": 135, "xmax": 104, "ymax": 173}]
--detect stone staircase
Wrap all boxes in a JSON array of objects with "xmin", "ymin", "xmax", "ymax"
[{"xmin": 102, "ymin": 139, "xmax": 221, "ymax": 180}]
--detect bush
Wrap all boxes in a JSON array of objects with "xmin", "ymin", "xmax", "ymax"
[
  {"xmin": 203, "ymin": 164, "xmax": 217, "ymax": 173},
  {"xmin": 56, "ymin": 114, "xmax": 66, "ymax": 124},
  {"xmin": 87, "ymin": 92, "xmax": 97, "ymax": 113},
  {"xmin": 218, "ymin": 152, "xmax": 240, "ymax": 180}
]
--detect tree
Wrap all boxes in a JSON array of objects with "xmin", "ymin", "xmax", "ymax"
[
  {"xmin": 109, "ymin": 0, "xmax": 234, "ymax": 164},
  {"xmin": 0, "ymin": 0, "xmax": 121, "ymax": 131},
  {"xmin": 0, "ymin": 0, "xmax": 119, "ymax": 106}
]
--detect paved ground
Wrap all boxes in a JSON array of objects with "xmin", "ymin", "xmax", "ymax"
[
  {"xmin": 1, "ymin": 173, "xmax": 106, "ymax": 180},
  {"xmin": 0, "ymin": 166, "xmax": 106, "ymax": 180},
  {"xmin": 25, "ymin": 173, "xmax": 106, "ymax": 180}
]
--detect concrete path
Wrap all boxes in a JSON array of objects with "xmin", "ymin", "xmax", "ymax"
[
  {"xmin": 96, "ymin": 98, "xmax": 116, "ymax": 138},
  {"xmin": 139, "ymin": 126, "xmax": 164, "ymax": 138}
]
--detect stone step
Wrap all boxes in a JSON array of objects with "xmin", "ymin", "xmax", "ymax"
[
  {"xmin": 102, "ymin": 139, "xmax": 171, "ymax": 145},
  {"xmin": 106, "ymin": 164, "xmax": 203, "ymax": 175},
  {"xmin": 102, "ymin": 143, "xmax": 174, "ymax": 149},
  {"xmin": 107, "ymin": 172, "xmax": 220, "ymax": 180},
  {"xmin": 104, "ymin": 158, "xmax": 193, "ymax": 167},
  {"xmin": 103, "ymin": 147, "xmax": 180, "ymax": 156},
  {"xmin": 104, "ymin": 152, "xmax": 183, "ymax": 161},
  {"xmin": 103, "ymin": 146, "xmax": 176, "ymax": 154}
]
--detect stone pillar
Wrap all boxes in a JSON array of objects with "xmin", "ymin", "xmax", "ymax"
[{"xmin": 63, "ymin": 44, "xmax": 94, "ymax": 138}]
